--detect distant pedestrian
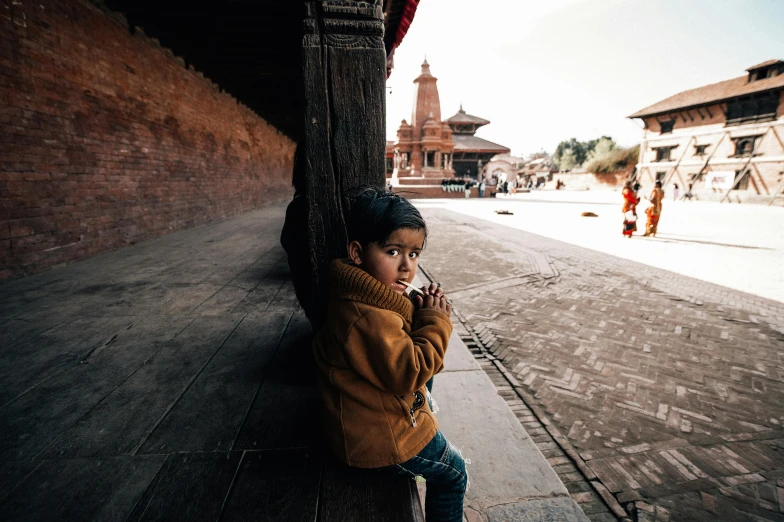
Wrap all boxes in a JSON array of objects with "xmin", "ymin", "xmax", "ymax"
[
  {"xmin": 672, "ymin": 183, "xmax": 679, "ymax": 201},
  {"xmin": 464, "ymin": 180, "xmax": 471, "ymax": 198},
  {"xmin": 685, "ymin": 183, "xmax": 694, "ymax": 201},
  {"xmin": 622, "ymin": 181, "xmax": 639, "ymax": 238},
  {"xmin": 502, "ymin": 180, "xmax": 508, "ymax": 195},
  {"xmin": 644, "ymin": 181, "xmax": 664, "ymax": 237},
  {"xmin": 478, "ymin": 181, "xmax": 485, "ymax": 198}
]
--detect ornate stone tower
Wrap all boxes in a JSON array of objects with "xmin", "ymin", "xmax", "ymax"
[{"xmin": 390, "ymin": 59, "xmax": 454, "ymax": 178}]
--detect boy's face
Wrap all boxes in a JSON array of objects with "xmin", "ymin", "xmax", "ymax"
[{"xmin": 348, "ymin": 228, "xmax": 425, "ymax": 295}]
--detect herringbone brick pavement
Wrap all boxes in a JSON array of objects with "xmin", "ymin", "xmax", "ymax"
[{"xmin": 420, "ymin": 208, "xmax": 784, "ymax": 522}]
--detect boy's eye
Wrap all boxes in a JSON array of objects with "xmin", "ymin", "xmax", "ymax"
[
  {"xmin": 388, "ymin": 249, "xmax": 400, "ymax": 256},
  {"xmin": 409, "ymin": 252, "xmax": 419, "ymax": 259}
]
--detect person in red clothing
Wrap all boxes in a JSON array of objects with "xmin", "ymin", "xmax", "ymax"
[{"xmin": 622, "ymin": 181, "xmax": 640, "ymax": 238}]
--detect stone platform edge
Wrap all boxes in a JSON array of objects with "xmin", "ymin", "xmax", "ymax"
[{"xmin": 412, "ymin": 275, "xmax": 589, "ymax": 522}]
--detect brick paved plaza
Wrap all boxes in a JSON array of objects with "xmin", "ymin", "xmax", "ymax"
[{"xmin": 417, "ymin": 197, "xmax": 784, "ymax": 522}]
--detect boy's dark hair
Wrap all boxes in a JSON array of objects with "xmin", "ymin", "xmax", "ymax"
[{"xmin": 346, "ymin": 187, "xmax": 427, "ymax": 247}]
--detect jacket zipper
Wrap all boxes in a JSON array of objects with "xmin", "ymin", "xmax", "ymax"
[
  {"xmin": 396, "ymin": 391, "xmax": 426, "ymax": 427},
  {"xmin": 408, "ymin": 391, "xmax": 425, "ymax": 427}
]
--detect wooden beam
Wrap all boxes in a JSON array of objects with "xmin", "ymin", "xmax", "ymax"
[
  {"xmin": 719, "ymin": 128, "xmax": 771, "ymax": 203},
  {"xmin": 751, "ymin": 163, "xmax": 770, "ymax": 194},
  {"xmin": 766, "ymin": 126, "xmax": 784, "ymax": 206},
  {"xmin": 635, "ymin": 140, "xmax": 647, "ymax": 181},
  {"xmin": 642, "ymin": 166, "xmax": 655, "ymax": 184},
  {"xmin": 697, "ymin": 130, "xmax": 728, "ymax": 180},
  {"xmin": 770, "ymin": 125, "xmax": 784, "ymax": 152},
  {"xmin": 663, "ymin": 136, "xmax": 695, "ymax": 188},
  {"xmin": 768, "ymin": 177, "xmax": 784, "ymax": 206},
  {"xmin": 283, "ymin": 0, "xmax": 386, "ymax": 329},
  {"xmin": 670, "ymin": 167, "xmax": 688, "ymax": 195},
  {"xmin": 748, "ymin": 169, "xmax": 761, "ymax": 195},
  {"xmin": 719, "ymin": 158, "xmax": 753, "ymax": 203}
]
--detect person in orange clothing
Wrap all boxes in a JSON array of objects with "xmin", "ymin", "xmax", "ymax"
[
  {"xmin": 644, "ymin": 181, "xmax": 665, "ymax": 237},
  {"xmin": 622, "ymin": 181, "xmax": 640, "ymax": 238}
]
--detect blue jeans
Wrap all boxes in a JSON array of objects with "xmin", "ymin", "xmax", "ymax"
[{"xmin": 382, "ymin": 430, "xmax": 467, "ymax": 522}]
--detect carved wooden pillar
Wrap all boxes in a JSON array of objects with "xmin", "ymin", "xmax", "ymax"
[{"xmin": 294, "ymin": 0, "xmax": 386, "ymax": 329}]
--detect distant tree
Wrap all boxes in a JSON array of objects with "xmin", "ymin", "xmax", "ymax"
[
  {"xmin": 554, "ymin": 138, "xmax": 578, "ymax": 170},
  {"xmin": 584, "ymin": 144, "xmax": 640, "ymax": 174},
  {"xmin": 554, "ymin": 136, "xmax": 615, "ymax": 170},
  {"xmin": 585, "ymin": 137, "xmax": 617, "ymax": 165},
  {"xmin": 557, "ymin": 149, "xmax": 578, "ymax": 171}
]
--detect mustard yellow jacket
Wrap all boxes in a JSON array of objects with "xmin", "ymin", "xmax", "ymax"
[{"xmin": 313, "ymin": 260, "xmax": 453, "ymax": 468}]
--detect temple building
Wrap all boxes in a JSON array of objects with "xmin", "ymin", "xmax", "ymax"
[
  {"xmin": 445, "ymin": 105, "xmax": 510, "ymax": 179},
  {"xmin": 389, "ymin": 59, "xmax": 455, "ymax": 179},
  {"xmin": 386, "ymin": 58, "xmax": 511, "ymax": 194}
]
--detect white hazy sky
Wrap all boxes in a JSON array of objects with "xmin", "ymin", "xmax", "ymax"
[{"xmin": 385, "ymin": 0, "xmax": 784, "ymax": 157}]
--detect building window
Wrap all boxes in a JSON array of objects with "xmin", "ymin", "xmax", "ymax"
[
  {"xmin": 660, "ymin": 120, "xmax": 675, "ymax": 134},
  {"xmin": 694, "ymin": 144, "xmax": 709, "ymax": 156},
  {"xmin": 731, "ymin": 135, "xmax": 762, "ymax": 157},
  {"xmin": 749, "ymin": 65, "xmax": 781, "ymax": 82},
  {"xmin": 732, "ymin": 170, "xmax": 750, "ymax": 190},
  {"xmin": 725, "ymin": 92, "xmax": 779, "ymax": 125},
  {"xmin": 653, "ymin": 145, "xmax": 677, "ymax": 162}
]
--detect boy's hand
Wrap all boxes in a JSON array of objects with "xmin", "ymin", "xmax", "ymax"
[{"xmin": 413, "ymin": 282, "xmax": 452, "ymax": 317}]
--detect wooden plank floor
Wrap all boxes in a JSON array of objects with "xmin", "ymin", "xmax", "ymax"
[{"xmin": 0, "ymin": 204, "xmax": 423, "ymax": 521}]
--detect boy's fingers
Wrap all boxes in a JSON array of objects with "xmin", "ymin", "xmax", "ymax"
[{"xmin": 437, "ymin": 296, "xmax": 447, "ymax": 313}]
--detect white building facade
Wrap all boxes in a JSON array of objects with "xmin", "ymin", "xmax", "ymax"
[{"xmin": 629, "ymin": 60, "xmax": 784, "ymax": 204}]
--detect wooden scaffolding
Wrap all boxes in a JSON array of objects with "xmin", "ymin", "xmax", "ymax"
[{"xmin": 635, "ymin": 122, "xmax": 784, "ymax": 204}]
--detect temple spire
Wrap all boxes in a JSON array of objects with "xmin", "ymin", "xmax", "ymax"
[
  {"xmin": 411, "ymin": 58, "xmax": 440, "ymax": 127},
  {"xmin": 420, "ymin": 57, "xmax": 431, "ymax": 76}
]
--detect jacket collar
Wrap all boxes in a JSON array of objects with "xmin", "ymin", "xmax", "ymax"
[{"xmin": 330, "ymin": 259, "xmax": 414, "ymax": 322}]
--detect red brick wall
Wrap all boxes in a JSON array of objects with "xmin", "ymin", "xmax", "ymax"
[{"xmin": 0, "ymin": 0, "xmax": 296, "ymax": 279}]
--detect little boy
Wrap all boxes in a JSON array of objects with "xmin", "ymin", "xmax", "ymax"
[{"xmin": 313, "ymin": 187, "xmax": 467, "ymax": 522}]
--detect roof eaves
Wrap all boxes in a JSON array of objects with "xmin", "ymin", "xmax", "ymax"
[
  {"xmin": 746, "ymin": 59, "xmax": 782, "ymax": 71},
  {"xmin": 627, "ymin": 73, "xmax": 784, "ymax": 119}
]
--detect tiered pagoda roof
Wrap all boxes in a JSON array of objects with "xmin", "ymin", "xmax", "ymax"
[{"xmin": 445, "ymin": 105, "xmax": 509, "ymax": 154}]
